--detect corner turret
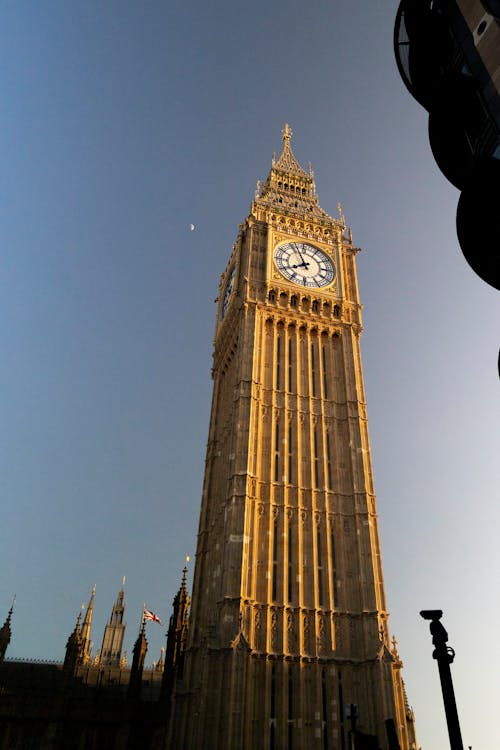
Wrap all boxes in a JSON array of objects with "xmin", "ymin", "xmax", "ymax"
[
  {"xmin": 127, "ymin": 613, "xmax": 148, "ymax": 702},
  {"xmin": 0, "ymin": 597, "xmax": 15, "ymax": 665},
  {"xmin": 63, "ymin": 610, "xmax": 84, "ymax": 679},
  {"xmin": 80, "ymin": 585, "xmax": 96, "ymax": 664},
  {"xmin": 161, "ymin": 560, "xmax": 190, "ymax": 704}
]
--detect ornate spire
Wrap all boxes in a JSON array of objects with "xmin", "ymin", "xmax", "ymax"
[
  {"xmin": 272, "ymin": 123, "xmax": 309, "ymax": 178},
  {"xmin": 0, "ymin": 596, "xmax": 15, "ymax": 664},
  {"xmin": 253, "ymin": 124, "xmax": 335, "ymax": 223},
  {"xmin": 81, "ymin": 584, "xmax": 95, "ymax": 664},
  {"xmin": 160, "ymin": 559, "xmax": 191, "ymax": 705},
  {"xmin": 63, "ymin": 608, "xmax": 84, "ymax": 678},
  {"xmin": 128, "ymin": 612, "xmax": 148, "ymax": 701}
]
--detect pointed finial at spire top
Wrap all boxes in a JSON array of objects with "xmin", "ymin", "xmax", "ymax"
[{"xmin": 282, "ymin": 123, "xmax": 292, "ymax": 142}]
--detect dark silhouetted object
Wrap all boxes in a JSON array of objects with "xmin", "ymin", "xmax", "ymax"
[
  {"xmin": 420, "ymin": 609, "xmax": 464, "ymax": 750},
  {"xmin": 127, "ymin": 619, "xmax": 148, "ymax": 702},
  {"xmin": 394, "ymin": 0, "xmax": 500, "ymax": 291},
  {"xmin": 0, "ymin": 599, "xmax": 14, "ymax": 666},
  {"xmin": 386, "ymin": 717, "xmax": 402, "ymax": 750}
]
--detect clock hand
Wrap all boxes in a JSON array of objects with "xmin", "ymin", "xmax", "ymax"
[
  {"xmin": 292, "ymin": 242, "xmax": 306, "ymax": 265},
  {"xmin": 291, "ymin": 261, "xmax": 310, "ymax": 269}
]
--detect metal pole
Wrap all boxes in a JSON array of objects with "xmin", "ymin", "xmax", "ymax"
[{"xmin": 420, "ymin": 610, "xmax": 464, "ymax": 750}]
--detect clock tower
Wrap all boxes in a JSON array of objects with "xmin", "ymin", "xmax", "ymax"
[{"xmin": 168, "ymin": 126, "xmax": 417, "ymax": 750}]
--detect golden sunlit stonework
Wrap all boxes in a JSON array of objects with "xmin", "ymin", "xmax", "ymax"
[{"xmin": 167, "ymin": 127, "xmax": 418, "ymax": 750}]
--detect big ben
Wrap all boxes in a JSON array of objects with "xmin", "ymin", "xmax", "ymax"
[{"xmin": 168, "ymin": 126, "xmax": 418, "ymax": 750}]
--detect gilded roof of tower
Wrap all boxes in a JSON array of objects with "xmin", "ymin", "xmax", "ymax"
[
  {"xmin": 253, "ymin": 124, "xmax": 337, "ymax": 224},
  {"xmin": 271, "ymin": 123, "xmax": 310, "ymax": 178}
]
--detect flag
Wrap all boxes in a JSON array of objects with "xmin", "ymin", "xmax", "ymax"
[{"xmin": 144, "ymin": 609, "xmax": 162, "ymax": 625}]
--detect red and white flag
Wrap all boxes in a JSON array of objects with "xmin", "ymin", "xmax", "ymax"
[{"xmin": 144, "ymin": 609, "xmax": 162, "ymax": 625}]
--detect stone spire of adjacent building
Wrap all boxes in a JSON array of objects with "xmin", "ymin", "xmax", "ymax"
[
  {"xmin": 160, "ymin": 559, "xmax": 191, "ymax": 704},
  {"xmin": 0, "ymin": 597, "xmax": 15, "ymax": 665},
  {"xmin": 63, "ymin": 610, "xmax": 84, "ymax": 679},
  {"xmin": 80, "ymin": 584, "xmax": 95, "ymax": 665},
  {"xmin": 127, "ymin": 612, "xmax": 148, "ymax": 702},
  {"xmin": 98, "ymin": 578, "xmax": 126, "ymax": 667}
]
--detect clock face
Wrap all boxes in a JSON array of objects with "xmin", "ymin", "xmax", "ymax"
[
  {"xmin": 274, "ymin": 242, "xmax": 335, "ymax": 288},
  {"xmin": 221, "ymin": 266, "xmax": 236, "ymax": 319}
]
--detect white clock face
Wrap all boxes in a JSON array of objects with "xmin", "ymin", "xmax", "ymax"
[
  {"xmin": 221, "ymin": 266, "xmax": 236, "ymax": 319},
  {"xmin": 274, "ymin": 242, "xmax": 335, "ymax": 288}
]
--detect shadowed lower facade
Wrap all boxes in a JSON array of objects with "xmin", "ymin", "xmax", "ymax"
[{"xmin": 167, "ymin": 127, "xmax": 418, "ymax": 750}]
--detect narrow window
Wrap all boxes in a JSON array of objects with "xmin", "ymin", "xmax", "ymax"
[
  {"xmin": 272, "ymin": 518, "xmax": 278, "ymax": 600},
  {"xmin": 288, "ymin": 423, "xmax": 293, "ymax": 484},
  {"xmin": 338, "ymin": 671, "xmax": 345, "ymax": 750},
  {"xmin": 313, "ymin": 429, "xmax": 319, "ymax": 488},
  {"xmin": 276, "ymin": 334, "xmax": 281, "ymax": 390},
  {"xmin": 274, "ymin": 421, "xmax": 280, "ymax": 483},
  {"xmin": 317, "ymin": 526, "xmax": 324, "ymax": 607},
  {"xmin": 311, "ymin": 343, "xmax": 316, "ymax": 397},
  {"xmin": 287, "ymin": 518, "xmax": 293, "ymax": 603},
  {"xmin": 322, "ymin": 669, "xmax": 329, "ymax": 750},
  {"xmin": 288, "ymin": 665, "xmax": 294, "ymax": 749},
  {"xmin": 330, "ymin": 526, "xmax": 338, "ymax": 608},
  {"xmin": 326, "ymin": 432, "xmax": 333, "ymax": 490},
  {"xmin": 270, "ymin": 665, "xmax": 277, "ymax": 750},
  {"xmin": 288, "ymin": 338, "xmax": 293, "ymax": 391},
  {"xmin": 322, "ymin": 345, "xmax": 328, "ymax": 398}
]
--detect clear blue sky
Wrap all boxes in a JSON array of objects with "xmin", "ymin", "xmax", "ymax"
[{"xmin": 0, "ymin": 1, "xmax": 498, "ymax": 747}]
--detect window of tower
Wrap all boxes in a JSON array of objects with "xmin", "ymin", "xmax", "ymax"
[
  {"xmin": 317, "ymin": 526, "xmax": 324, "ymax": 607},
  {"xmin": 322, "ymin": 344, "xmax": 328, "ymax": 398},
  {"xmin": 288, "ymin": 664, "xmax": 294, "ymax": 747},
  {"xmin": 287, "ymin": 516, "xmax": 293, "ymax": 603},
  {"xmin": 274, "ymin": 421, "xmax": 280, "ymax": 483},
  {"xmin": 270, "ymin": 665, "xmax": 277, "ymax": 749},
  {"xmin": 290, "ymin": 294, "xmax": 297, "ymax": 308},
  {"xmin": 333, "ymin": 304, "xmax": 340, "ymax": 317},
  {"xmin": 326, "ymin": 432, "xmax": 333, "ymax": 490},
  {"xmin": 269, "ymin": 290, "xmax": 276, "ymax": 303},
  {"xmin": 276, "ymin": 333, "xmax": 281, "ymax": 390},
  {"xmin": 288, "ymin": 422, "xmax": 293, "ymax": 483},
  {"xmin": 321, "ymin": 670, "xmax": 328, "ymax": 748},
  {"xmin": 311, "ymin": 342, "xmax": 317, "ymax": 397},
  {"xmin": 312, "ymin": 300, "xmax": 319, "ymax": 313},
  {"xmin": 330, "ymin": 526, "xmax": 338, "ymax": 608},
  {"xmin": 313, "ymin": 428, "xmax": 320, "ymax": 487},
  {"xmin": 272, "ymin": 518, "xmax": 278, "ymax": 600}
]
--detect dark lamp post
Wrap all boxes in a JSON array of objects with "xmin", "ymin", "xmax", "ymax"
[{"xmin": 420, "ymin": 610, "xmax": 464, "ymax": 750}]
